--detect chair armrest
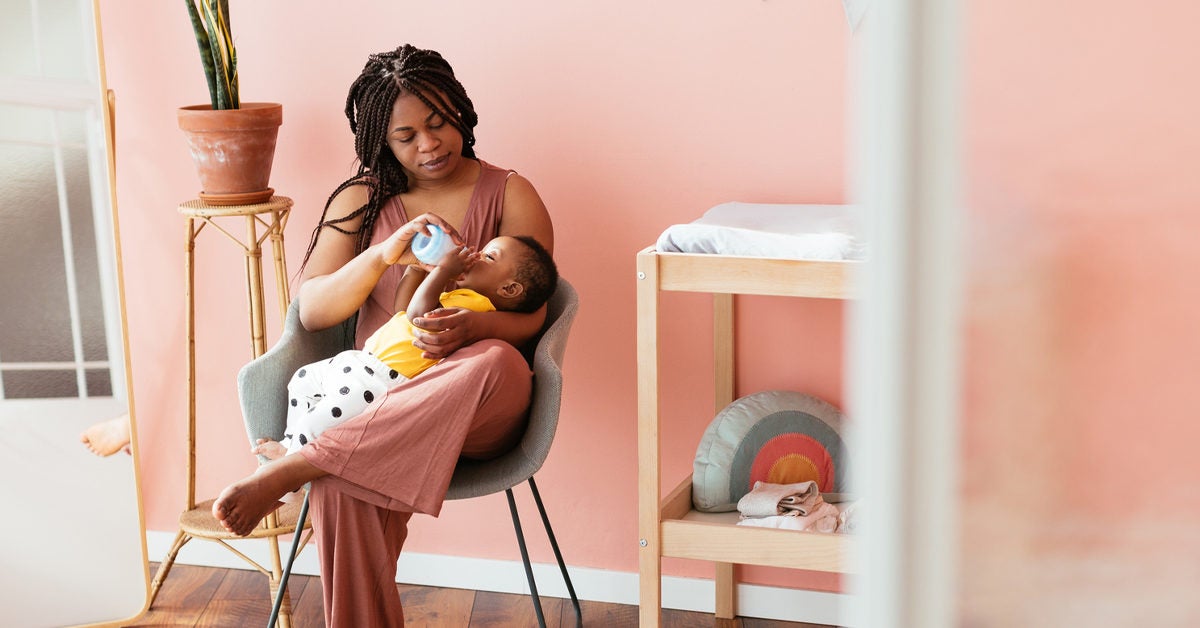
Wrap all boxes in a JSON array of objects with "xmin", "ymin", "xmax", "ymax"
[{"xmin": 237, "ymin": 299, "xmax": 355, "ymax": 453}]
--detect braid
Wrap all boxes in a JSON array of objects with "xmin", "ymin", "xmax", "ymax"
[{"xmin": 299, "ymin": 44, "xmax": 480, "ymax": 273}]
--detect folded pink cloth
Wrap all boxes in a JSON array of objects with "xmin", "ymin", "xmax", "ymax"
[
  {"xmin": 737, "ymin": 480, "xmax": 822, "ymax": 517},
  {"xmin": 737, "ymin": 501, "xmax": 840, "ymax": 533}
]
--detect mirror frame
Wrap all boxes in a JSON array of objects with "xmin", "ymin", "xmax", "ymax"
[{"xmin": 87, "ymin": 0, "xmax": 153, "ymax": 624}]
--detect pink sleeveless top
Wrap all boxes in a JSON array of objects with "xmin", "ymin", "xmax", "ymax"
[{"xmin": 355, "ymin": 160, "xmax": 513, "ymax": 347}]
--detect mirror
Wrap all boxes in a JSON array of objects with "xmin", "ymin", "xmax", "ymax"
[{"xmin": 0, "ymin": 0, "xmax": 149, "ymax": 625}]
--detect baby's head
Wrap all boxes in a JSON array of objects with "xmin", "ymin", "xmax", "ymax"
[{"xmin": 458, "ymin": 235, "xmax": 557, "ymax": 313}]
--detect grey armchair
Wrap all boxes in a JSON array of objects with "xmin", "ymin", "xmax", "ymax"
[{"xmin": 238, "ymin": 279, "xmax": 581, "ymax": 628}]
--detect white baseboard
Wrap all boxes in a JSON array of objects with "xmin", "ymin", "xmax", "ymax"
[{"xmin": 147, "ymin": 530, "xmax": 852, "ymax": 625}]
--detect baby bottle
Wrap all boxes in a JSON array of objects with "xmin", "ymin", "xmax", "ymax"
[{"xmin": 411, "ymin": 224, "xmax": 457, "ymax": 264}]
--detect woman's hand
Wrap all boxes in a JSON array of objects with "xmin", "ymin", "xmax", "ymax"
[
  {"xmin": 411, "ymin": 307, "xmax": 479, "ymax": 359},
  {"xmin": 378, "ymin": 213, "xmax": 465, "ymax": 266}
]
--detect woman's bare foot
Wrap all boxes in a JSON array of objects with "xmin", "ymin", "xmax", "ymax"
[
  {"xmin": 252, "ymin": 438, "xmax": 287, "ymax": 460},
  {"xmin": 80, "ymin": 414, "xmax": 131, "ymax": 457},
  {"xmin": 212, "ymin": 453, "xmax": 325, "ymax": 536}
]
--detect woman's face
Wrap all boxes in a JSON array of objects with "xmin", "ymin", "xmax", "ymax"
[{"xmin": 386, "ymin": 91, "xmax": 465, "ymax": 183}]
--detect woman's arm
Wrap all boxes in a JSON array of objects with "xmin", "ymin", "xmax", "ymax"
[
  {"xmin": 499, "ymin": 173, "xmax": 554, "ymax": 254},
  {"xmin": 410, "ymin": 173, "xmax": 553, "ymax": 358},
  {"xmin": 297, "ymin": 184, "xmax": 461, "ymax": 331},
  {"xmin": 411, "ymin": 306, "xmax": 546, "ymax": 358},
  {"xmin": 296, "ymin": 184, "xmax": 376, "ymax": 330}
]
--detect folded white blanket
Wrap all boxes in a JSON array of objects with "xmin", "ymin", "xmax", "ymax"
[{"xmin": 655, "ymin": 202, "xmax": 866, "ymax": 261}]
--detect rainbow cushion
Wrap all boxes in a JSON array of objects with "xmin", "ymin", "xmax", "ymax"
[{"xmin": 692, "ymin": 390, "xmax": 850, "ymax": 512}]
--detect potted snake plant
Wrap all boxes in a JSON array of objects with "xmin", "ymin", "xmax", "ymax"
[{"xmin": 177, "ymin": 0, "xmax": 282, "ymax": 206}]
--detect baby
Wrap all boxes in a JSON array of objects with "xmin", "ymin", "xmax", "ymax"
[{"xmin": 254, "ymin": 234, "xmax": 557, "ymax": 459}]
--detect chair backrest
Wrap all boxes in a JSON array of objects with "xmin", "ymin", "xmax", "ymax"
[
  {"xmin": 445, "ymin": 278, "xmax": 580, "ymax": 499},
  {"xmin": 237, "ymin": 300, "xmax": 356, "ymax": 450}
]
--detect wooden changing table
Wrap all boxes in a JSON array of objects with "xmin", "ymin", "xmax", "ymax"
[{"xmin": 636, "ymin": 246, "xmax": 859, "ymax": 626}]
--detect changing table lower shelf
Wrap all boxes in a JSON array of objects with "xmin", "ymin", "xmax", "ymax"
[{"xmin": 658, "ymin": 477, "xmax": 851, "ymax": 572}]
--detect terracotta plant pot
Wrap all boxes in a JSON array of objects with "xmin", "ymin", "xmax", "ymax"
[{"xmin": 178, "ymin": 102, "xmax": 283, "ymax": 206}]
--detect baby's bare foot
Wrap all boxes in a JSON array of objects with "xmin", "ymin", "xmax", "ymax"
[
  {"xmin": 252, "ymin": 438, "xmax": 287, "ymax": 460},
  {"xmin": 80, "ymin": 414, "xmax": 131, "ymax": 457},
  {"xmin": 212, "ymin": 472, "xmax": 284, "ymax": 536},
  {"xmin": 212, "ymin": 454, "xmax": 323, "ymax": 536}
]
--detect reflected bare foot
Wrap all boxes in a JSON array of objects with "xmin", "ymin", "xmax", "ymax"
[
  {"xmin": 80, "ymin": 414, "xmax": 131, "ymax": 457},
  {"xmin": 212, "ymin": 454, "xmax": 325, "ymax": 536},
  {"xmin": 252, "ymin": 438, "xmax": 287, "ymax": 460}
]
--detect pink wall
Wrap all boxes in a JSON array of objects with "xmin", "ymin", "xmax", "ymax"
[
  {"xmin": 959, "ymin": 0, "xmax": 1200, "ymax": 622},
  {"xmin": 97, "ymin": 0, "xmax": 849, "ymax": 591},
  {"xmin": 96, "ymin": 0, "xmax": 1200, "ymax": 613}
]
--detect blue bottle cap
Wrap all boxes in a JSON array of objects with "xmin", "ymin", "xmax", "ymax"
[{"xmin": 411, "ymin": 224, "xmax": 455, "ymax": 264}]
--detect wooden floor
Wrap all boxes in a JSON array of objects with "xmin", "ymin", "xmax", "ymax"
[{"xmin": 129, "ymin": 563, "xmax": 835, "ymax": 627}]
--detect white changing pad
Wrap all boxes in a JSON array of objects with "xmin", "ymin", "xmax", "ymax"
[{"xmin": 655, "ymin": 202, "xmax": 866, "ymax": 261}]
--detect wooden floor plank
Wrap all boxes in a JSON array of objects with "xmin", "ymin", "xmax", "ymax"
[
  {"xmin": 397, "ymin": 584, "xmax": 477, "ymax": 627},
  {"xmin": 555, "ymin": 595, "xmax": 586, "ymax": 626},
  {"xmin": 130, "ymin": 563, "xmax": 225, "ymax": 627},
  {"xmin": 195, "ymin": 598, "xmax": 273, "ymax": 627},
  {"xmin": 291, "ymin": 574, "xmax": 326, "ymax": 627},
  {"xmin": 471, "ymin": 589, "xmax": 562, "ymax": 627},
  {"xmin": 211, "ymin": 565, "xmax": 290, "ymax": 601},
  {"xmin": 742, "ymin": 618, "xmax": 838, "ymax": 628},
  {"xmin": 130, "ymin": 563, "xmax": 832, "ymax": 627},
  {"xmin": 664, "ymin": 607, "xmax": 730, "ymax": 628},
  {"xmin": 568, "ymin": 598, "xmax": 637, "ymax": 626}
]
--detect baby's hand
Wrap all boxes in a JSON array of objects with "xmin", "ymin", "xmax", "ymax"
[
  {"xmin": 251, "ymin": 438, "xmax": 287, "ymax": 461},
  {"xmin": 436, "ymin": 245, "xmax": 475, "ymax": 275}
]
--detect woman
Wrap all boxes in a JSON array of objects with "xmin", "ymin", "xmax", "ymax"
[{"xmin": 212, "ymin": 44, "xmax": 554, "ymax": 626}]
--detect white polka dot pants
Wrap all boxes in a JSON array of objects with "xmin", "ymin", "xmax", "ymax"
[{"xmin": 281, "ymin": 349, "xmax": 406, "ymax": 454}]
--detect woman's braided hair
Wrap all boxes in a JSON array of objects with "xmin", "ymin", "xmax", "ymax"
[{"xmin": 300, "ymin": 44, "xmax": 479, "ymax": 269}]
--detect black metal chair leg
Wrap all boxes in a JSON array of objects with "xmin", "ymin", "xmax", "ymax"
[
  {"xmin": 506, "ymin": 488, "xmax": 548, "ymax": 628},
  {"xmin": 269, "ymin": 492, "xmax": 309, "ymax": 628},
  {"xmin": 528, "ymin": 477, "xmax": 582, "ymax": 627}
]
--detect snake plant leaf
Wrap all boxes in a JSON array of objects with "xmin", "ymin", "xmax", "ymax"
[
  {"xmin": 185, "ymin": 0, "xmax": 219, "ymax": 109},
  {"xmin": 187, "ymin": 0, "xmax": 239, "ymax": 109}
]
